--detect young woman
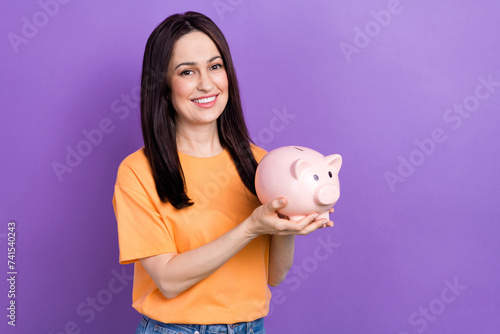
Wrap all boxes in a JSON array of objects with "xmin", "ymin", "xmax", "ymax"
[{"xmin": 113, "ymin": 11, "xmax": 333, "ymax": 334}]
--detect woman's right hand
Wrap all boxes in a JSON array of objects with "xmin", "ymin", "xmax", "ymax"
[{"xmin": 243, "ymin": 197, "xmax": 328, "ymax": 238}]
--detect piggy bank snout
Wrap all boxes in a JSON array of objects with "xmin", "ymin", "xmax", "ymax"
[{"xmin": 314, "ymin": 184, "xmax": 339, "ymax": 205}]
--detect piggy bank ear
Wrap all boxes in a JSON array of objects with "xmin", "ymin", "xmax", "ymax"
[
  {"xmin": 324, "ymin": 154, "xmax": 342, "ymax": 173},
  {"xmin": 291, "ymin": 159, "xmax": 312, "ymax": 180}
]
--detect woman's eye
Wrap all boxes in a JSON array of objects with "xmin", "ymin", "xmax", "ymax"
[
  {"xmin": 180, "ymin": 70, "xmax": 193, "ymax": 76},
  {"xmin": 210, "ymin": 63, "xmax": 223, "ymax": 70}
]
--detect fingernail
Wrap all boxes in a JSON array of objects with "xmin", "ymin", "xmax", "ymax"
[{"xmin": 278, "ymin": 198, "xmax": 284, "ymax": 205}]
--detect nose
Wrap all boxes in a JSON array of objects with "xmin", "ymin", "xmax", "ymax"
[
  {"xmin": 197, "ymin": 71, "xmax": 214, "ymax": 92},
  {"xmin": 314, "ymin": 185, "xmax": 339, "ymax": 205}
]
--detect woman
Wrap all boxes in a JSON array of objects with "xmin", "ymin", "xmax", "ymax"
[{"xmin": 113, "ymin": 11, "xmax": 333, "ymax": 334}]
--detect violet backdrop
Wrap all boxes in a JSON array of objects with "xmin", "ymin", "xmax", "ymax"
[{"xmin": 1, "ymin": 0, "xmax": 499, "ymax": 333}]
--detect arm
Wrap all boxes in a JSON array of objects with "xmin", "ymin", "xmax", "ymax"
[
  {"xmin": 141, "ymin": 198, "xmax": 328, "ymax": 299},
  {"xmin": 267, "ymin": 207, "xmax": 335, "ymax": 287},
  {"xmin": 268, "ymin": 235, "xmax": 296, "ymax": 287},
  {"xmin": 140, "ymin": 221, "xmax": 254, "ymax": 299}
]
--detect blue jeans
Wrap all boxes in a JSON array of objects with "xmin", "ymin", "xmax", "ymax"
[{"xmin": 136, "ymin": 315, "xmax": 266, "ymax": 334}]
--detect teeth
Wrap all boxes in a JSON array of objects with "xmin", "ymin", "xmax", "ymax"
[{"xmin": 193, "ymin": 96, "xmax": 216, "ymax": 104}]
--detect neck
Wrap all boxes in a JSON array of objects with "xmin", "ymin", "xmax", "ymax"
[{"xmin": 176, "ymin": 122, "xmax": 223, "ymax": 158}]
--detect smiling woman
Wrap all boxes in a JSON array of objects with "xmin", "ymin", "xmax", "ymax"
[{"xmin": 112, "ymin": 11, "xmax": 333, "ymax": 334}]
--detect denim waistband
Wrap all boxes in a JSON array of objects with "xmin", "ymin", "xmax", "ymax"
[{"xmin": 139, "ymin": 315, "xmax": 265, "ymax": 334}]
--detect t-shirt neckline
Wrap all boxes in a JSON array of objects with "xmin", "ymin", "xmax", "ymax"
[{"xmin": 178, "ymin": 148, "xmax": 227, "ymax": 160}]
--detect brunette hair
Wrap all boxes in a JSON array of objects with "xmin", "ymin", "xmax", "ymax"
[{"xmin": 140, "ymin": 11, "xmax": 257, "ymax": 210}]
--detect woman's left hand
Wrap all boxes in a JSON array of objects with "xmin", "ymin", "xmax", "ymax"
[{"xmin": 280, "ymin": 207, "xmax": 334, "ymax": 228}]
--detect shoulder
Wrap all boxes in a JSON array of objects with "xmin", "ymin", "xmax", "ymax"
[
  {"xmin": 250, "ymin": 144, "xmax": 268, "ymax": 163},
  {"xmin": 115, "ymin": 147, "xmax": 152, "ymax": 187},
  {"xmin": 119, "ymin": 147, "xmax": 149, "ymax": 168}
]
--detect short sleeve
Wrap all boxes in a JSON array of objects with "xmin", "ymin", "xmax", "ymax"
[
  {"xmin": 113, "ymin": 158, "xmax": 177, "ymax": 264},
  {"xmin": 251, "ymin": 144, "xmax": 268, "ymax": 163}
]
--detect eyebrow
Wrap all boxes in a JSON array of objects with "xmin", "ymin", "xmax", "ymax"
[{"xmin": 174, "ymin": 56, "xmax": 222, "ymax": 70}]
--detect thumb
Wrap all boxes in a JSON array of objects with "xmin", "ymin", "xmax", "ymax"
[{"xmin": 267, "ymin": 197, "xmax": 287, "ymax": 213}]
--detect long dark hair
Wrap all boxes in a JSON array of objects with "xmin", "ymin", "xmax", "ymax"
[{"xmin": 140, "ymin": 11, "xmax": 258, "ymax": 210}]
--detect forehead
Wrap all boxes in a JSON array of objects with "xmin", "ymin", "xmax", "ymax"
[{"xmin": 170, "ymin": 31, "xmax": 221, "ymax": 64}]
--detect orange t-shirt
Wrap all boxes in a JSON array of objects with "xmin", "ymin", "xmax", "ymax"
[{"xmin": 112, "ymin": 145, "xmax": 270, "ymax": 324}]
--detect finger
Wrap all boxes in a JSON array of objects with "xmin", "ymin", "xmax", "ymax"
[
  {"xmin": 321, "ymin": 221, "xmax": 332, "ymax": 228},
  {"xmin": 329, "ymin": 208, "xmax": 335, "ymax": 213},
  {"xmin": 267, "ymin": 197, "xmax": 287, "ymax": 213},
  {"xmin": 274, "ymin": 216, "xmax": 305, "ymax": 233},
  {"xmin": 289, "ymin": 212, "xmax": 317, "ymax": 229},
  {"xmin": 274, "ymin": 213, "xmax": 316, "ymax": 233},
  {"xmin": 274, "ymin": 216, "xmax": 328, "ymax": 235},
  {"xmin": 298, "ymin": 212, "xmax": 328, "ymax": 230},
  {"xmin": 298, "ymin": 218, "xmax": 327, "ymax": 234}
]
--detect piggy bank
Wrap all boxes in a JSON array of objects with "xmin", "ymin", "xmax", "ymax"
[{"xmin": 255, "ymin": 146, "xmax": 342, "ymax": 221}]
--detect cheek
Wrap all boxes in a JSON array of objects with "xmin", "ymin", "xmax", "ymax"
[
  {"xmin": 170, "ymin": 78, "xmax": 195, "ymax": 101},
  {"xmin": 217, "ymin": 77, "xmax": 229, "ymax": 105},
  {"xmin": 221, "ymin": 77, "xmax": 229, "ymax": 91},
  {"xmin": 213, "ymin": 72, "xmax": 229, "ymax": 91}
]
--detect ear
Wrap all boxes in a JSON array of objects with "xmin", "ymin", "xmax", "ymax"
[
  {"xmin": 324, "ymin": 154, "xmax": 342, "ymax": 174},
  {"xmin": 291, "ymin": 159, "xmax": 312, "ymax": 180}
]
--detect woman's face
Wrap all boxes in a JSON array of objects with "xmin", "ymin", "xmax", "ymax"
[{"xmin": 167, "ymin": 31, "xmax": 229, "ymax": 129}]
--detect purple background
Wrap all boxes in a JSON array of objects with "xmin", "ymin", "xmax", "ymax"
[{"xmin": 1, "ymin": 0, "xmax": 499, "ymax": 333}]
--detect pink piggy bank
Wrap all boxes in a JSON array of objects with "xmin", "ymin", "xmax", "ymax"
[{"xmin": 255, "ymin": 146, "xmax": 342, "ymax": 221}]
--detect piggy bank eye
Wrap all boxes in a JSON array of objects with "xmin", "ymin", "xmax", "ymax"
[
  {"xmin": 328, "ymin": 171, "xmax": 333, "ymax": 178},
  {"xmin": 313, "ymin": 174, "xmax": 319, "ymax": 181}
]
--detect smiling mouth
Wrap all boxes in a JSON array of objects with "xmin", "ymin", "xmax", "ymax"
[{"xmin": 192, "ymin": 95, "xmax": 217, "ymax": 104}]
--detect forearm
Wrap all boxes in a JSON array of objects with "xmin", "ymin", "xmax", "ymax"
[
  {"xmin": 144, "ymin": 220, "xmax": 255, "ymax": 298},
  {"xmin": 143, "ymin": 198, "xmax": 326, "ymax": 298},
  {"xmin": 268, "ymin": 234, "xmax": 296, "ymax": 286}
]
